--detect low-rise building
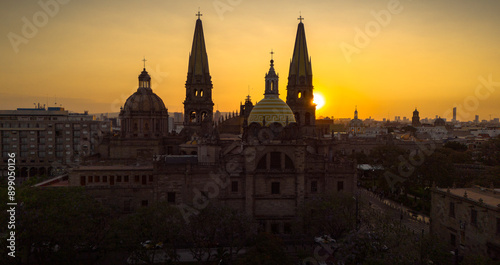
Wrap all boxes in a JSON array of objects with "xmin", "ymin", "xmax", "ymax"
[{"xmin": 431, "ymin": 187, "xmax": 500, "ymax": 260}]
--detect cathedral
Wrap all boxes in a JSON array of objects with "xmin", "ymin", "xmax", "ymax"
[{"xmin": 68, "ymin": 14, "xmax": 357, "ymax": 234}]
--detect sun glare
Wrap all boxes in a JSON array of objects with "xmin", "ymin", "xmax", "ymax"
[{"xmin": 313, "ymin": 92, "xmax": 325, "ymax": 110}]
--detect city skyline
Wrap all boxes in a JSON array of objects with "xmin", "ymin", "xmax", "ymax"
[{"xmin": 1, "ymin": 0, "xmax": 500, "ymax": 120}]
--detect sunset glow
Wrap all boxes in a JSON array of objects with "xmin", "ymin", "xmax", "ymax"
[
  {"xmin": 0, "ymin": 1, "xmax": 499, "ymax": 120},
  {"xmin": 313, "ymin": 92, "xmax": 325, "ymax": 110}
]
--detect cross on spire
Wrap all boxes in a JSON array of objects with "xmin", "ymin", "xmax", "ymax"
[
  {"xmin": 196, "ymin": 9, "xmax": 202, "ymax": 19},
  {"xmin": 298, "ymin": 12, "xmax": 304, "ymax": 22},
  {"xmin": 270, "ymin": 49, "xmax": 274, "ymax": 60},
  {"xmin": 142, "ymin": 57, "xmax": 147, "ymax": 69}
]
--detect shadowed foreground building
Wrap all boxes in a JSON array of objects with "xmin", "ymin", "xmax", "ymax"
[
  {"xmin": 63, "ymin": 16, "xmax": 357, "ymax": 233},
  {"xmin": 431, "ymin": 187, "xmax": 500, "ymax": 260}
]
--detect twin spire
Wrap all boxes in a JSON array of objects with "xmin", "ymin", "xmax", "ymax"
[
  {"xmin": 288, "ymin": 15, "xmax": 312, "ymax": 86},
  {"xmin": 187, "ymin": 11, "xmax": 211, "ymax": 85}
]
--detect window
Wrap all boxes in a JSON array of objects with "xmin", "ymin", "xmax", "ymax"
[
  {"xmin": 471, "ymin": 209, "xmax": 477, "ymax": 226},
  {"xmin": 271, "ymin": 182, "xmax": 280, "ymax": 194},
  {"xmin": 124, "ymin": 175, "xmax": 129, "ymax": 182},
  {"xmin": 80, "ymin": 176, "xmax": 86, "ymax": 186},
  {"xmin": 450, "ymin": 233, "xmax": 456, "ymax": 247},
  {"xmin": 231, "ymin": 181, "xmax": 238, "ymax": 192},
  {"xmin": 270, "ymin": 152, "xmax": 281, "ymax": 169},
  {"xmin": 102, "ymin": 176, "xmax": 107, "ymax": 182},
  {"xmin": 142, "ymin": 176, "xmax": 147, "ymax": 185},
  {"xmin": 116, "ymin": 175, "xmax": 122, "ymax": 182},
  {"xmin": 141, "ymin": 200, "xmax": 148, "ymax": 207},
  {"xmin": 88, "ymin": 176, "xmax": 93, "ymax": 183},
  {"xmin": 167, "ymin": 192, "xmax": 176, "ymax": 203},
  {"xmin": 95, "ymin": 176, "xmax": 100, "ymax": 182},
  {"xmin": 449, "ymin": 202, "xmax": 455, "ymax": 218},
  {"xmin": 134, "ymin": 175, "xmax": 139, "ymax": 183},
  {"xmin": 311, "ymin": 181, "xmax": 318, "ymax": 193},
  {"xmin": 284, "ymin": 222, "xmax": 292, "ymax": 234},
  {"xmin": 149, "ymin": 175, "xmax": 153, "ymax": 182},
  {"xmin": 337, "ymin": 181, "xmax": 344, "ymax": 191},
  {"xmin": 271, "ymin": 223, "xmax": 280, "ymax": 234}
]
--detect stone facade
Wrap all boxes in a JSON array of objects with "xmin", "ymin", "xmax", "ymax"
[{"xmin": 431, "ymin": 187, "xmax": 500, "ymax": 260}]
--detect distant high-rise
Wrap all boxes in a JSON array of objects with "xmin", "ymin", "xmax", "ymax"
[
  {"xmin": 475, "ymin": 115, "xmax": 479, "ymax": 123},
  {"xmin": 412, "ymin": 108, "xmax": 421, "ymax": 127},
  {"xmin": 452, "ymin": 107, "xmax": 457, "ymax": 122}
]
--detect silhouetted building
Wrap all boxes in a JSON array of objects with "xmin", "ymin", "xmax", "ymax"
[
  {"xmin": 412, "ymin": 108, "xmax": 421, "ymax": 127},
  {"xmin": 286, "ymin": 17, "xmax": 316, "ymax": 135},
  {"xmin": 431, "ymin": 187, "xmax": 500, "ymax": 260},
  {"xmin": 0, "ymin": 106, "xmax": 110, "ymax": 181},
  {"xmin": 183, "ymin": 15, "xmax": 214, "ymax": 135}
]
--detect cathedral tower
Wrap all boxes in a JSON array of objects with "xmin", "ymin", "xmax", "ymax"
[
  {"xmin": 286, "ymin": 16, "xmax": 315, "ymax": 130},
  {"xmin": 183, "ymin": 12, "xmax": 214, "ymax": 132}
]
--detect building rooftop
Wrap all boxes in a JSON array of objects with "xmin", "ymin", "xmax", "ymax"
[{"xmin": 436, "ymin": 187, "xmax": 500, "ymax": 208}]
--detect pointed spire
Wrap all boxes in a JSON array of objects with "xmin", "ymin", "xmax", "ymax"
[
  {"xmin": 187, "ymin": 12, "xmax": 211, "ymax": 84},
  {"xmin": 288, "ymin": 16, "xmax": 312, "ymax": 86}
]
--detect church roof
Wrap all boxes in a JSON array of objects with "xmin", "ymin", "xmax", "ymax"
[
  {"xmin": 248, "ymin": 58, "xmax": 295, "ymax": 127},
  {"xmin": 123, "ymin": 89, "xmax": 167, "ymax": 113},
  {"xmin": 248, "ymin": 97, "xmax": 296, "ymax": 127},
  {"xmin": 122, "ymin": 68, "xmax": 167, "ymax": 113},
  {"xmin": 187, "ymin": 16, "xmax": 210, "ymax": 84},
  {"xmin": 288, "ymin": 19, "xmax": 312, "ymax": 84}
]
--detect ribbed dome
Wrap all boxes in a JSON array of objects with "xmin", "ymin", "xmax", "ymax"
[
  {"xmin": 248, "ymin": 96, "xmax": 296, "ymax": 126},
  {"xmin": 123, "ymin": 87, "xmax": 167, "ymax": 112}
]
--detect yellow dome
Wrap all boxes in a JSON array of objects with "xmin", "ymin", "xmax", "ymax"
[{"xmin": 248, "ymin": 96, "xmax": 296, "ymax": 126}]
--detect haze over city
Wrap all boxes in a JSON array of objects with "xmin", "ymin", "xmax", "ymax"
[{"xmin": 1, "ymin": 0, "xmax": 500, "ymax": 120}]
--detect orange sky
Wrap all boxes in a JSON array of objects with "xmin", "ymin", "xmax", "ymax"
[{"xmin": 1, "ymin": 0, "xmax": 500, "ymax": 121}]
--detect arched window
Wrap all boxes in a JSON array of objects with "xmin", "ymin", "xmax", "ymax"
[
  {"xmin": 270, "ymin": 152, "xmax": 281, "ymax": 169},
  {"xmin": 201, "ymin": 111, "xmax": 208, "ymax": 122},
  {"xmin": 189, "ymin": 111, "xmax": 197, "ymax": 123},
  {"xmin": 256, "ymin": 152, "xmax": 295, "ymax": 171},
  {"xmin": 200, "ymin": 90, "xmax": 204, "ymax": 97},
  {"xmin": 298, "ymin": 91, "xmax": 302, "ymax": 99}
]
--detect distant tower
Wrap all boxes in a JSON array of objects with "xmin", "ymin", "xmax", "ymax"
[
  {"xmin": 286, "ymin": 15, "xmax": 315, "ymax": 132},
  {"xmin": 183, "ymin": 11, "xmax": 214, "ymax": 132},
  {"xmin": 412, "ymin": 108, "xmax": 421, "ymax": 127},
  {"xmin": 452, "ymin": 107, "xmax": 457, "ymax": 122},
  {"xmin": 354, "ymin": 106, "xmax": 358, "ymax": 120}
]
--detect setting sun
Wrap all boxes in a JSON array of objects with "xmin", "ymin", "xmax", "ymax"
[{"xmin": 313, "ymin": 92, "xmax": 325, "ymax": 110}]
